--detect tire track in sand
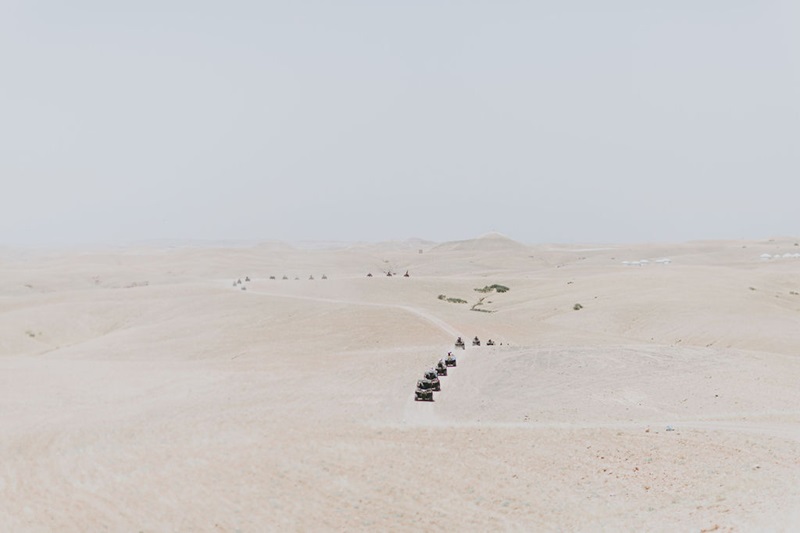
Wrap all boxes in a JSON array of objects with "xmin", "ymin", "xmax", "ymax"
[
  {"xmin": 244, "ymin": 286, "xmax": 473, "ymax": 427},
  {"xmin": 244, "ymin": 289, "xmax": 462, "ymax": 338}
]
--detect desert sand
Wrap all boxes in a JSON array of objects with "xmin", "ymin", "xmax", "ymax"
[{"xmin": 2, "ymin": 233, "xmax": 800, "ymax": 531}]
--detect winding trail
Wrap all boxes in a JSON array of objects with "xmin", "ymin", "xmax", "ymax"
[
  {"xmin": 242, "ymin": 284, "xmax": 468, "ymax": 426},
  {"xmin": 245, "ymin": 289, "xmax": 462, "ymax": 338}
]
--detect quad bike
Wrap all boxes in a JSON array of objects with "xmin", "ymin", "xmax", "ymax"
[
  {"xmin": 423, "ymin": 369, "xmax": 441, "ymax": 391},
  {"xmin": 472, "ymin": 337, "xmax": 481, "ymax": 346},
  {"xmin": 436, "ymin": 360, "xmax": 448, "ymax": 376},
  {"xmin": 415, "ymin": 379, "xmax": 434, "ymax": 401},
  {"xmin": 445, "ymin": 353, "xmax": 457, "ymax": 367}
]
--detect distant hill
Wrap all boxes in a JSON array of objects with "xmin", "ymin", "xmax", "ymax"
[
  {"xmin": 432, "ymin": 232, "xmax": 529, "ymax": 253},
  {"xmin": 355, "ymin": 238, "xmax": 438, "ymax": 253}
]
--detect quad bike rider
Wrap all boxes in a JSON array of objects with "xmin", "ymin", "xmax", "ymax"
[
  {"xmin": 423, "ymin": 369, "xmax": 441, "ymax": 391},
  {"xmin": 445, "ymin": 352, "xmax": 457, "ymax": 367},
  {"xmin": 455, "ymin": 337, "xmax": 465, "ymax": 350},
  {"xmin": 486, "ymin": 339, "xmax": 495, "ymax": 346},
  {"xmin": 473, "ymin": 336, "xmax": 481, "ymax": 346},
  {"xmin": 415, "ymin": 379, "xmax": 434, "ymax": 401},
  {"xmin": 436, "ymin": 359, "xmax": 448, "ymax": 376}
]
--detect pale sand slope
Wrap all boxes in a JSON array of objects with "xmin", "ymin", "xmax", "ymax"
[{"xmin": 2, "ymin": 235, "xmax": 800, "ymax": 531}]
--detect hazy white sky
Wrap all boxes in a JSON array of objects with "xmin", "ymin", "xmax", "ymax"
[{"xmin": 2, "ymin": 1, "xmax": 798, "ymax": 246}]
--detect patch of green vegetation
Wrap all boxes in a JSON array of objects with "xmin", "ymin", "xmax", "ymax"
[
  {"xmin": 475, "ymin": 284, "xmax": 510, "ymax": 293},
  {"xmin": 438, "ymin": 294, "xmax": 467, "ymax": 304},
  {"xmin": 471, "ymin": 296, "xmax": 488, "ymax": 312}
]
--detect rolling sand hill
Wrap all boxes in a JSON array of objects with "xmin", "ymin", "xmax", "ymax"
[{"xmin": 2, "ymin": 236, "xmax": 800, "ymax": 531}]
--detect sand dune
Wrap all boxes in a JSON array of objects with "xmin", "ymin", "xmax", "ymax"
[{"xmin": 2, "ymin": 238, "xmax": 800, "ymax": 531}]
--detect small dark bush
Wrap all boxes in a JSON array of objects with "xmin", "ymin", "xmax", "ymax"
[
  {"xmin": 475, "ymin": 284, "xmax": 510, "ymax": 293},
  {"xmin": 438, "ymin": 294, "xmax": 467, "ymax": 304}
]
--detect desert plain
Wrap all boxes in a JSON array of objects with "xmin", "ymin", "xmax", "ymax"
[{"xmin": 2, "ymin": 233, "xmax": 800, "ymax": 531}]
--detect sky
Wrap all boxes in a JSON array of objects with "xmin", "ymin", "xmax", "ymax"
[{"xmin": 1, "ymin": 0, "xmax": 798, "ymax": 246}]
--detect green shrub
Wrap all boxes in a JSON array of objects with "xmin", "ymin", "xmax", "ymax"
[
  {"xmin": 474, "ymin": 284, "xmax": 510, "ymax": 293},
  {"xmin": 438, "ymin": 294, "xmax": 467, "ymax": 304},
  {"xmin": 471, "ymin": 297, "xmax": 486, "ymax": 311}
]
